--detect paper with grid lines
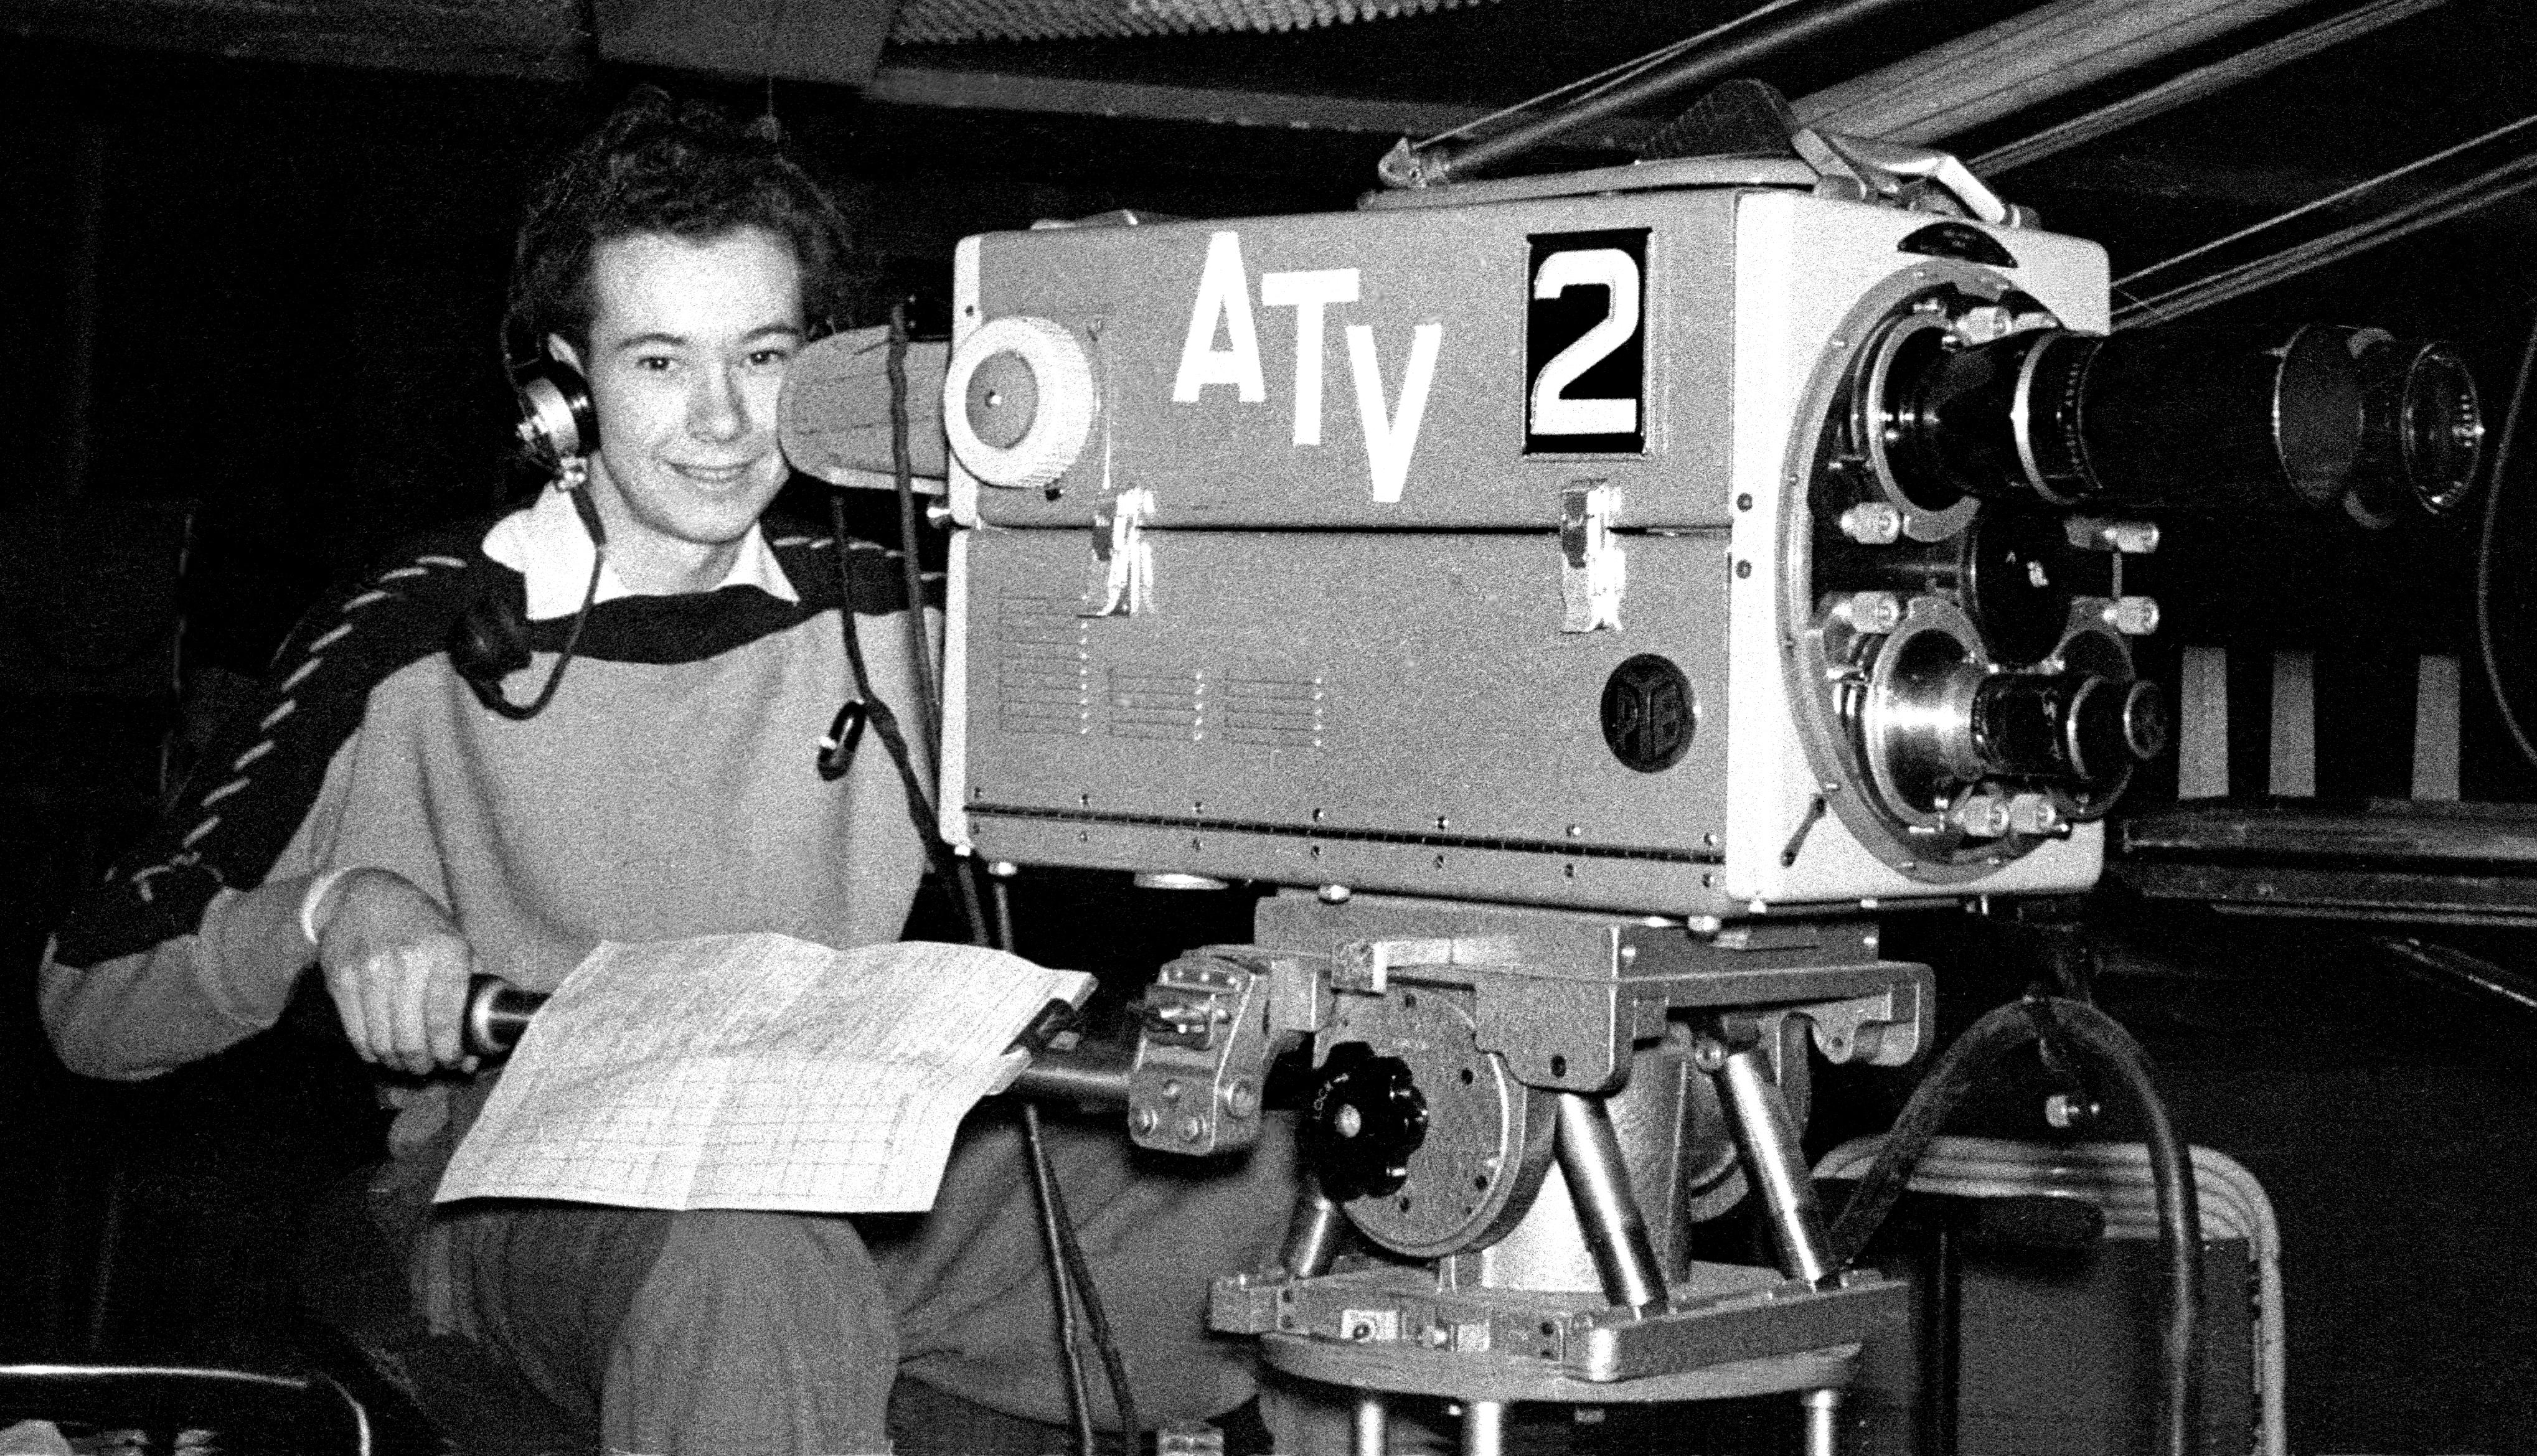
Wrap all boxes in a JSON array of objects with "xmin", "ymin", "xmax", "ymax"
[{"xmin": 435, "ymin": 933, "xmax": 1092, "ymax": 1213}]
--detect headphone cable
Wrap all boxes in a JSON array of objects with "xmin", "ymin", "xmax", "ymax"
[{"xmin": 474, "ymin": 485, "xmax": 608, "ymax": 721}]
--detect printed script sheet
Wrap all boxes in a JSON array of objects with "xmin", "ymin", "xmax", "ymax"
[{"xmin": 436, "ymin": 932, "xmax": 1093, "ymax": 1213}]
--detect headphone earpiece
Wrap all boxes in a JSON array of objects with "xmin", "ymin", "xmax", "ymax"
[{"xmin": 512, "ymin": 349, "xmax": 598, "ymax": 472}]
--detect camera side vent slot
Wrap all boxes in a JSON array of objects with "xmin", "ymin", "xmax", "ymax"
[
  {"xmin": 1219, "ymin": 670, "xmax": 1325, "ymax": 750},
  {"xmin": 996, "ymin": 597, "xmax": 1090, "ymax": 737},
  {"xmin": 1109, "ymin": 667, "xmax": 1207, "ymax": 741}
]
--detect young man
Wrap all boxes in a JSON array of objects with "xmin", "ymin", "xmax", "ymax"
[{"xmin": 42, "ymin": 91, "xmax": 1294, "ymax": 1454}]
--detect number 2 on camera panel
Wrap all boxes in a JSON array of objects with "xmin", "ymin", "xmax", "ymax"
[{"xmin": 1526, "ymin": 229, "xmax": 1649, "ymax": 456}]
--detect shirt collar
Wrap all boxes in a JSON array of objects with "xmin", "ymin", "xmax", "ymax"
[{"xmin": 481, "ymin": 486, "xmax": 799, "ymax": 621}]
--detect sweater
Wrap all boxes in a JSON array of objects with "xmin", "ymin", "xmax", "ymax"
[
  {"xmin": 42, "ymin": 490, "xmax": 934, "ymax": 1087},
  {"xmin": 38, "ymin": 493, "xmax": 1296, "ymax": 1432}
]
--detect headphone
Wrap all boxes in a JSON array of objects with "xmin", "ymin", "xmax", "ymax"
[
  {"xmin": 510, "ymin": 330, "xmax": 600, "ymax": 471},
  {"xmin": 446, "ymin": 328, "xmax": 610, "ymax": 721}
]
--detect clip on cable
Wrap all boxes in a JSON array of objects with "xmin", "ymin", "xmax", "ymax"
[{"xmin": 818, "ymin": 699, "xmax": 870, "ymax": 781}]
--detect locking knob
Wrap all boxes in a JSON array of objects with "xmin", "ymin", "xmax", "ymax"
[{"xmin": 1303, "ymin": 1042, "xmax": 1428, "ymax": 1201}]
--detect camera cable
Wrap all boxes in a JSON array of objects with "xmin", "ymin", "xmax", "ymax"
[
  {"xmin": 886, "ymin": 302, "xmax": 949, "ymax": 759},
  {"xmin": 2476, "ymin": 299, "xmax": 2537, "ymax": 776},
  {"xmin": 844, "ymin": 324, "xmax": 1137, "ymax": 1456},
  {"xmin": 1019, "ymin": 1096, "xmax": 1143, "ymax": 1456},
  {"xmin": 823, "ymin": 489, "xmax": 986, "ymax": 949},
  {"xmin": 1827, "ymin": 994, "xmax": 2202, "ymax": 1456},
  {"xmin": 1021, "ymin": 1096, "xmax": 1101, "ymax": 1456}
]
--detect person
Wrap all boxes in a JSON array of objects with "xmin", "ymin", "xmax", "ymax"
[{"xmin": 40, "ymin": 89, "xmax": 1297, "ymax": 1454}]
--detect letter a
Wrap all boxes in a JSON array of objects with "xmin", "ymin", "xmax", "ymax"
[{"xmin": 1172, "ymin": 232, "xmax": 1265, "ymax": 403}]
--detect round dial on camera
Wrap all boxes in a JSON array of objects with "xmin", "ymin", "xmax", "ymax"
[
  {"xmin": 943, "ymin": 315, "xmax": 1098, "ymax": 491},
  {"xmin": 1313, "ymin": 989, "xmax": 1556, "ymax": 1261}
]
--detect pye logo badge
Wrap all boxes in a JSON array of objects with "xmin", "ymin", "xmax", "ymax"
[
  {"xmin": 1601, "ymin": 653, "xmax": 1694, "ymax": 773},
  {"xmin": 1527, "ymin": 230, "xmax": 1648, "ymax": 454},
  {"xmin": 1172, "ymin": 230, "xmax": 1443, "ymax": 504}
]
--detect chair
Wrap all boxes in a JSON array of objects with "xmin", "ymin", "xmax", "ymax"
[
  {"xmin": 0, "ymin": 1364, "xmax": 371, "ymax": 1455},
  {"xmin": 0, "ymin": 499, "xmax": 196, "ymax": 1356}
]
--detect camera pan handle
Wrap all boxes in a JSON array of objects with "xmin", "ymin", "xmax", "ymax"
[{"xmin": 1794, "ymin": 128, "xmax": 2019, "ymax": 228}]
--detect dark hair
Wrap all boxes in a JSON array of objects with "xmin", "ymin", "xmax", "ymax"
[{"xmin": 506, "ymin": 87, "xmax": 852, "ymax": 368}]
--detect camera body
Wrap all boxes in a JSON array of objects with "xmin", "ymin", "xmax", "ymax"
[
  {"xmin": 860, "ymin": 157, "xmax": 2487, "ymax": 1419},
  {"xmin": 940, "ymin": 174, "xmax": 2125, "ymax": 918}
]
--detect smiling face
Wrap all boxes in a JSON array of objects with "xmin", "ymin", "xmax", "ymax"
[{"xmin": 557, "ymin": 226, "xmax": 806, "ymax": 593}]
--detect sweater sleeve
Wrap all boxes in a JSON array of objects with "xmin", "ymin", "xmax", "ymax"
[
  {"xmin": 40, "ymin": 537, "xmax": 489, "ymax": 1080},
  {"xmin": 40, "ymin": 878, "xmax": 314, "ymax": 1081}
]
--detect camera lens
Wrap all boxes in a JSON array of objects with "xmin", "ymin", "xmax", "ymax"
[
  {"xmin": 2349, "ymin": 333, "xmax": 2484, "ymax": 523},
  {"xmin": 1864, "ymin": 317, "xmax": 2480, "ymax": 524},
  {"xmin": 1868, "ymin": 316, "xmax": 2024, "ymax": 512},
  {"xmin": 1971, "ymin": 671, "xmax": 2165, "ymax": 786}
]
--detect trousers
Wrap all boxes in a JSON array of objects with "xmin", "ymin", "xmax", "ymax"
[{"xmin": 312, "ymin": 1104, "xmax": 1301, "ymax": 1455}]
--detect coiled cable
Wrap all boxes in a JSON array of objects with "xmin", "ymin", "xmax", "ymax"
[
  {"xmin": 2475, "ymin": 299, "xmax": 2537, "ymax": 774},
  {"xmin": 838, "ymin": 323, "xmax": 1137, "ymax": 1456},
  {"xmin": 1827, "ymin": 995, "xmax": 2203, "ymax": 1456}
]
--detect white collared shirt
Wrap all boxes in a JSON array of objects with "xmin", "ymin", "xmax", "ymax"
[{"xmin": 481, "ymin": 485, "xmax": 799, "ymax": 621}]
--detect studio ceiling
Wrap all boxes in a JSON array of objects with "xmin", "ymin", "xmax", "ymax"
[{"xmin": 5, "ymin": 0, "xmax": 2531, "ymax": 314}]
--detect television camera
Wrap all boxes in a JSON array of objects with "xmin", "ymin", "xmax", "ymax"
[{"xmin": 776, "ymin": 130, "xmax": 2482, "ymax": 1453}]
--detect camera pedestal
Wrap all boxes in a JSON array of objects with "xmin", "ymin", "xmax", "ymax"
[
  {"xmin": 1185, "ymin": 894, "xmax": 1927, "ymax": 1455},
  {"xmin": 1232, "ymin": 1265, "xmax": 1887, "ymax": 1455}
]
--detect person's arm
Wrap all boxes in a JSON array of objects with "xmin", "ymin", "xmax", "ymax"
[
  {"xmin": 42, "ymin": 534, "xmax": 497, "ymax": 1080},
  {"xmin": 39, "ymin": 876, "xmax": 314, "ymax": 1081},
  {"xmin": 43, "ymin": 862, "xmax": 483, "ymax": 1080}
]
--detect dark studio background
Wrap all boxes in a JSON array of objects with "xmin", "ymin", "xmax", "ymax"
[{"xmin": 6, "ymin": 1, "xmax": 2537, "ymax": 1449}]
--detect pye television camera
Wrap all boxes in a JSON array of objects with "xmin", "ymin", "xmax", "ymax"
[
  {"xmin": 778, "ymin": 135, "xmax": 2482, "ymax": 1449},
  {"xmin": 893, "ymin": 153, "xmax": 2473, "ymax": 921}
]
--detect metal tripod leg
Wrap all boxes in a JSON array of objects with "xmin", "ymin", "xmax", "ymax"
[
  {"xmin": 1710, "ymin": 1041, "xmax": 1837, "ymax": 1287},
  {"xmin": 1707, "ymin": 1037, "xmax": 1848, "ymax": 1454},
  {"xmin": 1282, "ymin": 1173, "xmax": 1392, "ymax": 1456},
  {"xmin": 1282, "ymin": 1172, "xmax": 1349, "ymax": 1280},
  {"xmin": 1551, "ymin": 1091, "xmax": 1671, "ymax": 1310},
  {"xmin": 1802, "ymin": 1386, "xmax": 1843, "ymax": 1456},
  {"xmin": 1352, "ymin": 1391, "xmax": 1387, "ymax": 1456}
]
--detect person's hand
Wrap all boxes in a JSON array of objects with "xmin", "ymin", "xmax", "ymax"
[{"xmin": 311, "ymin": 868, "xmax": 479, "ymax": 1076}]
